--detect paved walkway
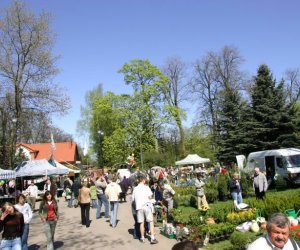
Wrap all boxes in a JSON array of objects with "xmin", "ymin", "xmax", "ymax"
[{"xmin": 28, "ymin": 196, "xmax": 179, "ymax": 250}]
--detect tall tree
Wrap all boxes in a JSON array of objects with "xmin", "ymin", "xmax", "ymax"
[
  {"xmin": 119, "ymin": 59, "xmax": 169, "ymax": 153},
  {"xmin": 18, "ymin": 110, "xmax": 72, "ymax": 143},
  {"xmin": 248, "ymin": 64, "xmax": 289, "ymax": 151},
  {"xmin": 77, "ymin": 84, "xmax": 103, "ymax": 165},
  {"xmin": 192, "ymin": 54, "xmax": 221, "ymax": 150},
  {"xmin": 192, "ymin": 46, "xmax": 244, "ymax": 154},
  {"xmin": 161, "ymin": 57, "xmax": 187, "ymax": 156},
  {"xmin": 217, "ymin": 89, "xmax": 245, "ymax": 163},
  {"xmin": 284, "ymin": 68, "xmax": 300, "ymax": 104},
  {"xmin": 91, "ymin": 92, "xmax": 131, "ymax": 166},
  {"xmin": 0, "ymin": 1, "xmax": 70, "ymax": 168}
]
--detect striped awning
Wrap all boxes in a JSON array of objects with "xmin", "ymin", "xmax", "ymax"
[{"xmin": 0, "ymin": 169, "xmax": 16, "ymax": 180}]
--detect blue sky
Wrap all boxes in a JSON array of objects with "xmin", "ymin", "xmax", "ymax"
[{"xmin": 1, "ymin": 0, "xmax": 300, "ymax": 145}]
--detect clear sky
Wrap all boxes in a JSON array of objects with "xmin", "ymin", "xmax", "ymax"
[{"xmin": 1, "ymin": 0, "xmax": 300, "ymax": 145}]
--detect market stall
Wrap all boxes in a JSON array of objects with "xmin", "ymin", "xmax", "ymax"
[
  {"xmin": 15, "ymin": 159, "xmax": 68, "ymax": 177},
  {"xmin": 0, "ymin": 168, "xmax": 17, "ymax": 206},
  {"xmin": 175, "ymin": 154, "xmax": 210, "ymax": 166}
]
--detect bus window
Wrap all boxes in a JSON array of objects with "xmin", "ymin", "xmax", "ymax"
[{"xmin": 276, "ymin": 158, "xmax": 284, "ymax": 168}]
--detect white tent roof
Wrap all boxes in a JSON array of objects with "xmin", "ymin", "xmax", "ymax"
[
  {"xmin": 54, "ymin": 160, "xmax": 81, "ymax": 174},
  {"xmin": 0, "ymin": 169, "xmax": 16, "ymax": 179},
  {"xmin": 15, "ymin": 159, "xmax": 68, "ymax": 177},
  {"xmin": 175, "ymin": 154, "xmax": 210, "ymax": 166}
]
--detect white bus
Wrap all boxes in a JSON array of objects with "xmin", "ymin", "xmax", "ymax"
[{"xmin": 245, "ymin": 148, "xmax": 300, "ymax": 185}]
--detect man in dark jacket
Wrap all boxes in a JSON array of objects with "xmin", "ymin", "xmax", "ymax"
[{"xmin": 71, "ymin": 180, "xmax": 80, "ymax": 207}]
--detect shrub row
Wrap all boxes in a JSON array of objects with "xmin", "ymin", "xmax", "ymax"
[{"xmin": 173, "ymin": 189, "xmax": 300, "ymax": 225}]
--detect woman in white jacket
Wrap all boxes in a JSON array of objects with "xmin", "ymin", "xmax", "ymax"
[{"xmin": 14, "ymin": 194, "xmax": 33, "ymax": 250}]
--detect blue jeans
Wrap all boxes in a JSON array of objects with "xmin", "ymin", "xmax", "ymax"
[
  {"xmin": 21, "ymin": 224, "xmax": 29, "ymax": 250},
  {"xmin": 43, "ymin": 220, "xmax": 57, "ymax": 250},
  {"xmin": 231, "ymin": 192, "xmax": 243, "ymax": 205},
  {"xmin": 0, "ymin": 237, "xmax": 22, "ymax": 250},
  {"xmin": 67, "ymin": 198, "xmax": 73, "ymax": 208},
  {"xmin": 91, "ymin": 199, "xmax": 98, "ymax": 208},
  {"xmin": 96, "ymin": 194, "xmax": 109, "ymax": 218},
  {"xmin": 110, "ymin": 201, "xmax": 119, "ymax": 227}
]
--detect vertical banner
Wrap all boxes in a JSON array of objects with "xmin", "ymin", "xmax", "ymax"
[
  {"xmin": 236, "ymin": 155, "xmax": 246, "ymax": 170},
  {"xmin": 51, "ymin": 133, "xmax": 56, "ymax": 154}
]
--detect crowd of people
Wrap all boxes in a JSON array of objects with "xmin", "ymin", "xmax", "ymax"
[{"xmin": 0, "ymin": 165, "xmax": 297, "ymax": 250}]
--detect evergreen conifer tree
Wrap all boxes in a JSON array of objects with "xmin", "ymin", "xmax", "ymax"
[
  {"xmin": 248, "ymin": 64, "xmax": 300, "ymax": 152},
  {"xmin": 217, "ymin": 89, "xmax": 245, "ymax": 164}
]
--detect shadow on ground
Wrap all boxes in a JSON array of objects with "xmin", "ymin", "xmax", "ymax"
[{"xmin": 29, "ymin": 210, "xmax": 126, "ymax": 250}]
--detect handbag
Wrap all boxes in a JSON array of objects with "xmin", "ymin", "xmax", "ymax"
[{"xmin": 73, "ymin": 198, "xmax": 78, "ymax": 207}]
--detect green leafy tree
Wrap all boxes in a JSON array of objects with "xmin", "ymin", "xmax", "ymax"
[
  {"xmin": 185, "ymin": 124, "xmax": 215, "ymax": 161},
  {"xmin": 91, "ymin": 92, "xmax": 130, "ymax": 166},
  {"xmin": 119, "ymin": 59, "xmax": 170, "ymax": 167}
]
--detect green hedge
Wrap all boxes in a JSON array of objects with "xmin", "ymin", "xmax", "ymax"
[
  {"xmin": 171, "ymin": 206, "xmax": 199, "ymax": 225},
  {"xmin": 245, "ymin": 189, "xmax": 300, "ymax": 219},
  {"xmin": 174, "ymin": 189, "xmax": 300, "ymax": 226},
  {"xmin": 228, "ymin": 231, "xmax": 261, "ymax": 250}
]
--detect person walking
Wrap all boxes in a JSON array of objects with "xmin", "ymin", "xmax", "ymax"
[
  {"xmin": 65, "ymin": 186, "xmax": 72, "ymax": 208},
  {"xmin": 44, "ymin": 178, "xmax": 58, "ymax": 201},
  {"xmin": 39, "ymin": 191, "xmax": 59, "ymax": 250},
  {"xmin": 0, "ymin": 202, "xmax": 24, "ymax": 250},
  {"xmin": 89, "ymin": 181, "xmax": 98, "ymax": 208},
  {"xmin": 71, "ymin": 179, "xmax": 80, "ymax": 208},
  {"xmin": 132, "ymin": 175, "xmax": 158, "ymax": 244},
  {"xmin": 63, "ymin": 177, "xmax": 73, "ymax": 206},
  {"xmin": 253, "ymin": 167, "xmax": 268, "ymax": 199},
  {"xmin": 25, "ymin": 180, "xmax": 38, "ymax": 212},
  {"xmin": 95, "ymin": 175, "xmax": 109, "ymax": 219},
  {"xmin": 105, "ymin": 175, "xmax": 122, "ymax": 228},
  {"xmin": 14, "ymin": 194, "xmax": 33, "ymax": 250},
  {"xmin": 119, "ymin": 176, "xmax": 129, "ymax": 202},
  {"xmin": 78, "ymin": 181, "xmax": 91, "ymax": 227}
]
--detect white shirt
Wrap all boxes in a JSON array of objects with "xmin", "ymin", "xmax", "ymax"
[
  {"xmin": 162, "ymin": 184, "xmax": 175, "ymax": 200},
  {"xmin": 26, "ymin": 185, "xmax": 38, "ymax": 198},
  {"xmin": 247, "ymin": 235, "xmax": 299, "ymax": 250},
  {"xmin": 105, "ymin": 182, "xmax": 122, "ymax": 202},
  {"xmin": 14, "ymin": 203, "xmax": 33, "ymax": 224},
  {"xmin": 132, "ymin": 183, "xmax": 152, "ymax": 210}
]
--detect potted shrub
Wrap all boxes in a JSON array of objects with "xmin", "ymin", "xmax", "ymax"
[
  {"xmin": 217, "ymin": 173, "xmax": 229, "ymax": 201},
  {"xmin": 205, "ymin": 178, "xmax": 218, "ymax": 203}
]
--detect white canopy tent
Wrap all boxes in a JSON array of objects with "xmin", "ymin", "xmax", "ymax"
[
  {"xmin": 0, "ymin": 169, "xmax": 16, "ymax": 180},
  {"xmin": 15, "ymin": 159, "xmax": 68, "ymax": 177},
  {"xmin": 54, "ymin": 160, "xmax": 81, "ymax": 174},
  {"xmin": 175, "ymin": 154, "xmax": 210, "ymax": 166}
]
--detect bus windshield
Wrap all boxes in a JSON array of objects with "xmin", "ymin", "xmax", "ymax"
[{"xmin": 287, "ymin": 154, "xmax": 300, "ymax": 167}]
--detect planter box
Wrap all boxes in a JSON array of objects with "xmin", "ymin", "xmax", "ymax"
[{"xmin": 160, "ymin": 230, "xmax": 175, "ymax": 239}]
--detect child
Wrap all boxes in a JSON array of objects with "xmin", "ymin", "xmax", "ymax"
[{"xmin": 89, "ymin": 181, "xmax": 97, "ymax": 208}]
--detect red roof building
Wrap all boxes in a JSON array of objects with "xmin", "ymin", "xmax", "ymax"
[{"xmin": 17, "ymin": 142, "xmax": 81, "ymax": 164}]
